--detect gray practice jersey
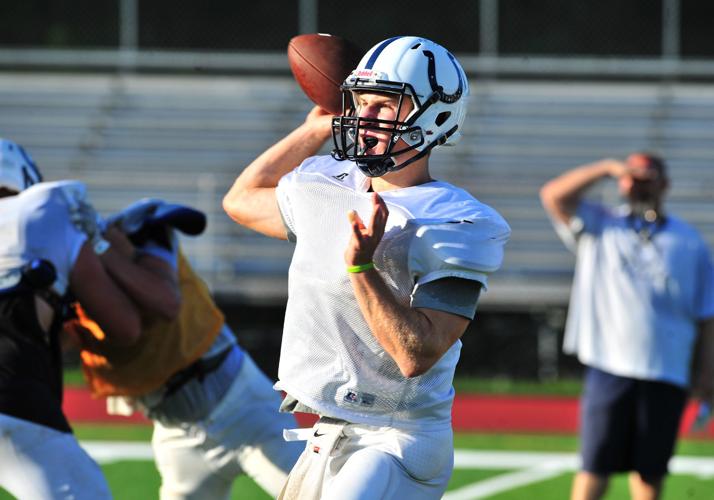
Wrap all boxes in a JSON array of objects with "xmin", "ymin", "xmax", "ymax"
[{"xmin": 275, "ymin": 156, "xmax": 510, "ymax": 431}]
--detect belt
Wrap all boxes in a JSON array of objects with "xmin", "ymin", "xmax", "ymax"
[{"xmin": 163, "ymin": 346, "xmax": 233, "ymax": 397}]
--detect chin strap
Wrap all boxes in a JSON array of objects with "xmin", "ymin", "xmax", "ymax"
[
  {"xmin": 355, "ymin": 125, "xmax": 457, "ymax": 178},
  {"xmin": 356, "ymin": 157, "xmax": 395, "ymax": 178}
]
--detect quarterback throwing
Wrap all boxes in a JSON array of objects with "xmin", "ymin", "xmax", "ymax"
[{"xmin": 224, "ymin": 36, "xmax": 510, "ymax": 499}]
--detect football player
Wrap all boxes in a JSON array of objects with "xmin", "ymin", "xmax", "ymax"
[
  {"xmin": 71, "ymin": 199, "xmax": 303, "ymax": 499},
  {"xmin": 0, "ymin": 138, "xmax": 142, "ymax": 499},
  {"xmin": 224, "ymin": 36, "xmax": 510, "ymax": 499}
]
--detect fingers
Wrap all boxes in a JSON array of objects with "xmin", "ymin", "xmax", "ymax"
[
  {"xmin": 348, "ymin": 210, "xmax": 365, "ymax": 230},
  {"xmin": 306, "ymin": 107, "xmax": 336, "ymax": 141},
  {"xmin": 369, "ymin": 193, "xmax": 389, "ymax": 239},
  {"xmin": 628, "ymin": 166, "xmax": 659, "ymax": 181},
  {"xmin": 606, "ymin": 159, "xmax": 630, "ymax": 178},
  {"xmin": 307, "ymin": 104, "xmax": 331, "ymax": 118},
  {"xmin": 348, "ymin": 195, "xmax": 389, "ymax": 237},
  {"xmin": 608, "ymin": 159, "xmax": 659, "ymax": 181},
  {"xmin": 344, "ymin": 195, "xmax": 390, "ymax": 267}
]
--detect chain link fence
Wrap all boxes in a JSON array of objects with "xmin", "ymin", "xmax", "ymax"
[{"xmin": 1, "ymin": 0, "xmax": 713, "ymax": 64}]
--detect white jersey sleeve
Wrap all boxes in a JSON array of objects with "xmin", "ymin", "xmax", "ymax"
[
  {"xmin": 410, "ymin": 277, "xmax": 482, "ymax": 319},
  {"xmin": 408, "ymin": 218, "xmax": 510, "ymax": 291},
  {"xmin": 136, "ymin": 230, "xmax": 179, "ymax": 269},
  {"xmin": 553, "ymin": 200, "xmax": 610, "ymax": 253},
  {"xmin": 17, "ymin": 181, "xmax": 89, "ymax": 295},
  {"xmin": 276, "ymin": 164, "xmax": 301, "ymax": 241}
]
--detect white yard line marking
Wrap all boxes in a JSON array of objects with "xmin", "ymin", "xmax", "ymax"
[
  {"xmin": 78, "ymin": 442, "xmax": 714, "ymax": 487},
  {"xmin": 670, "ymin": 456, "xmax": 714, "ymax": 479},
  {"xmin": 81, "ymin": 441, "xmax": 154, "ymax": 463},
  {"xmin": 453, "ymin": 450, "xmax": 714, "ymax": 478},
  {"xmin": 446, "ymin": 451, "xmax": 576, "ymax": 499},
  {"xmin": 446, "ymin": 450, "xmax": 714, "ymax": 499},
  {"xmin": 442, "ymin": 466, "xmax": 566, "ymax": 500},
  {"xmin": 454, "ymin": 450, "xmax": 578, "ymax": 469}
]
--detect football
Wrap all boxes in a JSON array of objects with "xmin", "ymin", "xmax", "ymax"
[{"xmin": 287, "ymin": 33, "xmax": 363, "ymax": 115}]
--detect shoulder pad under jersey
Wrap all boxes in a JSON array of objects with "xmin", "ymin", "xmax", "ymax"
[
  {"xmin": 22, "ymin": 180, "xmax": 88, "ymax": 209},
  {"xmin": 408, "ymin": 217, "xmax": 510, "ymax": 289},
  {"xmin": 290, "ymin": 155, "xmax": 364, "ymax": 189}
]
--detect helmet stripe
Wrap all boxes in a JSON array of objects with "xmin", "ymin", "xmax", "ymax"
[
  {"xmin": 364, "ymin": 36, "xmax": 402, "ymax": 70},
  {"xmin": 17, "ymin": 145, "xmax": 42, "ymax": 184}
]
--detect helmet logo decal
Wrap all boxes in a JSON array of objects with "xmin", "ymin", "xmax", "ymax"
[
  {"xmin": 17, "ymin": 145, "xmax": 42, "ymax": 187},
  {"xmin": 349, "ymin": 69, "xmax": 388, "ymax": 82},
  {"xmin": 422, "ymin": 50, "xmax": 463, "ymax": 104}
]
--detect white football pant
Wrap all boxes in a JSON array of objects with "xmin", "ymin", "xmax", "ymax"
[
  {"xmin": 152, "ymin": 353, "xmax": 303, "ymax": 499},
  {"xmin": 0, "ymin": 413, "xmax": 111, "ymax": 499},
  {"xmin": 279, "ymin": 417, "xmax": 453, "ymax": 500}
]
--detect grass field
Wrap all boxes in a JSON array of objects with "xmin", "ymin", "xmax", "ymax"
[
  {"xmin": 3, "ymin": 373, "xmax": 709, "ymax": 499},
  {"xmin": 2, "ymin": 424, "xmax": 713, "ymax": 500}
]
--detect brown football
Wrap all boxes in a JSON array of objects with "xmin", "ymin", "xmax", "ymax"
[{"xmin": 287, "ymin": 33, "xmax": 363, "ymax": 115}]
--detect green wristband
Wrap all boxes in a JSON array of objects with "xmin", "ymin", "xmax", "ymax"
[{"xmin": 347, "ymin": 262, "xmax": 375, "ymax": 273}]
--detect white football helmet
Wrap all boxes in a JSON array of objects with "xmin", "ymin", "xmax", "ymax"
[
  {"xmin": 0, "ymin": 138, "xmax": 42, "ymax": 193},
  {"xmin": 331, "ymin": 36, "xmax": 469, "ymax": 177}
]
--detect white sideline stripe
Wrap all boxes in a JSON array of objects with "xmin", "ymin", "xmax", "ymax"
[
  {"xmin": 445, "ymin": 451, "xmax": 714, "ymax": 500},
  {"xmin": 81, "ymin": 441, "xmax": 154, "ymax": 463},
  {"xmin": 78, "ymin": 442, "xmax": 714, "ymax": 479},
  {"xmin": 442, "ymin": 466, "xmax": 565, "ymax": 500},
  {"xmin": 454, "ymin": 450, "xmax": 714, "ymax": 478},
  {"xmin": 454, "ymin": 450, "xmax": 578, "ymax": 469}
]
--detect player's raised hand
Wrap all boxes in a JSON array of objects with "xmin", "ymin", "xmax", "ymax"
[
  {"xmin": 103, "ymin": 225, "xmax": 135, "ymax": 259},
  {"xmin": 345, "ymin": 193, "xmax": 389, "ymax": 267},
  {"xmin": 304, "ymin": 105, "xmax": 334, "ymax": 141}
]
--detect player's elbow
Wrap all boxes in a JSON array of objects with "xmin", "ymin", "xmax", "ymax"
[
  {"xmin": 400, "ymin": 365, "xmax": 426, "ymax": 379},
  {"xmin": 223, "ymin": 191, "xmax": 252, "ymax": 227},
  {"xmin": 222, "ymin": 191, "xmax": 242, "ymax": 223},
  {"xmin": 539, "ymin": 181, "xmax": 557, "ymax": 209},
  {"xmin": 398, "ymin": 356, "xmax": 436, "ymax": 379},
  {"xmin": 104, "ymin": 315, "xmax": 142, "ymax": 346},
  {"xmin": 156, "ymin": 292, "xmax": 181, "ymax": 321},
  {"xmin": 539, "ymin": 182, "xmax": 571, "ymax": 224},
  {"xmin": 165, "ymin": 298, "xmax": 181, "ymax": 321}
]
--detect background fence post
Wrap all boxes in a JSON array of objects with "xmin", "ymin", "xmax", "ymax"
[
  {"xmin": 479, "ymin": 0, "xmax": 499, "ymax": 56},
  {"xmin": 662, "ymin": 0, "xmax": 681, "ymax": 59},
  {"xmin": 299, "ymin": 0, "xmax": 319, "ymax": 35},
  {"xmin": 119, "ymin": 0, "xmax": 138, "ymax": 70}
]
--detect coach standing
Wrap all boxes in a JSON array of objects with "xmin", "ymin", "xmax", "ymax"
[{"xmin": 540, "ymin": 153, "xmax": 714, "ymax": 500}]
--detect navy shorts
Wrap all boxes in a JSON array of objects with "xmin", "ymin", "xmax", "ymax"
[{"xmin": 579, "ymin": 366, "xmax": 687, "ymax": 479}]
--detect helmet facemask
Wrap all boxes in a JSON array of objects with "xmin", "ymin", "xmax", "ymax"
[
  {"xmin": 331, "ymin": 37, "xmax": 467, "ymax": 178},
  {"xmin": 332, "ymin": 80, "xmax": 435, "ymax": 178},
  {"xmin": 0, "ymin": 139, "xmax": 43, "ymax": 194}
]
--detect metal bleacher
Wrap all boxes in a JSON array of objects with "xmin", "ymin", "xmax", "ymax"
[{"xmin": 1, "ymin": 73, "xmax": 713, "ymax": 310}]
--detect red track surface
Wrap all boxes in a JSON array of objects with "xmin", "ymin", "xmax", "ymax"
[{"xmin": 63, "ymin": 388, "xmax": 714, "ymax": 439}]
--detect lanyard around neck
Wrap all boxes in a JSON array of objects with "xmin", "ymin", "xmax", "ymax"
[{"xmin": 627, "ymin": 213, "xmax": 666, "ymax": 242}]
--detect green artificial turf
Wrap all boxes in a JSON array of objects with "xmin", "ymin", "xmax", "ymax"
[{"xmin": 2, "ymin": 430, "xmax": 712, "ymax": 500}]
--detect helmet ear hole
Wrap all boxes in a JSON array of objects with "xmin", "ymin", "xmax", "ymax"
[{"xmin": 435, "ymin": 111, "xmax": 451, "ymax": 126}]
